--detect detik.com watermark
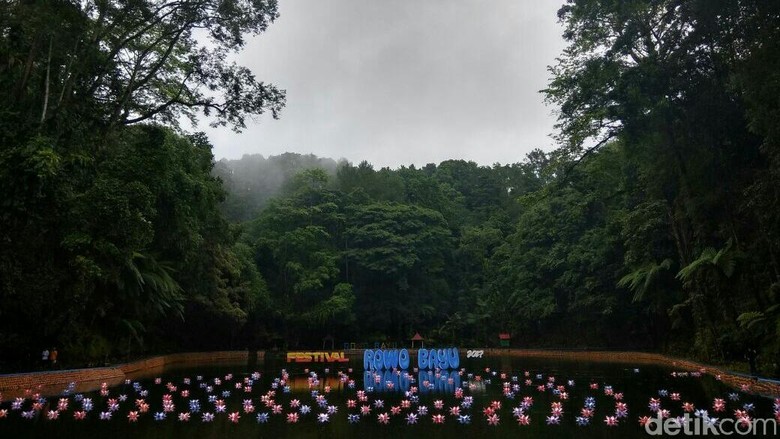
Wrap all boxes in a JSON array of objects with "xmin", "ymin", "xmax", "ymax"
[{"xmin": 645, "ymin": 412, "xmax": 777, "ymax": 436}]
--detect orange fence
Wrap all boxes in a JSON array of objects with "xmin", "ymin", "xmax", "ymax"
[
  {"xmin": 0, "ymin": 351, "xmax": 255, "ymax": 398},
  {"xmin": 2, "ymin": 349, "xmax": 777, "ymax": 398},
  {"xmin": 493, "ymin": 349, "xmax": 780, "ymax": 397}
]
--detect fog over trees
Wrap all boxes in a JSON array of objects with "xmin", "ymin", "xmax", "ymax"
[{"xmin": 214, "ymin": 153, "xmax": 339, "ymax": 221}]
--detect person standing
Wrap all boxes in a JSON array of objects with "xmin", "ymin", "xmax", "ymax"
[
  {"xmin": 50, "ymin": 348, "xmax": 58, "ymax": 368},
  {"xmin": 41, "ymin": 348, "xmax": 49, "ymax": 369},
  {"xmin": 746, "ymin": 348, "xmax": 758, "ymax": 379}
]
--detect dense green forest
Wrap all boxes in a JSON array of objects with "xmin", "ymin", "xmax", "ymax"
[{"xmin": 1, "ymin": 1, "xmax": 779, "ymax": 375}]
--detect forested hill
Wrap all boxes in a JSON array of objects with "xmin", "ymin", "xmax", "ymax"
[
  {"xmin": 1, "ymin": 1, "xmax": 778, "ymax": 375},
  {"xmin": 220, "ymin": 126, "xmax": 777, "ymax": 370}
]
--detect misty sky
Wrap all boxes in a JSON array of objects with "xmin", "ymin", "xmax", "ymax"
[{"xmin": 203, "ymin": 0, "xmax": 567, "ymax": 168}]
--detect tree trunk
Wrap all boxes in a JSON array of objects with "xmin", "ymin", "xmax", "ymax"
[{"xmin": 39, "ymin": 37, "xmax": 52, "ymax": 127}]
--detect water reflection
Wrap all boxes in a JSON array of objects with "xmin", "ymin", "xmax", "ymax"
[{"xmin": 362, "ymin": 370, "xmax": 462, "ymax": 394}]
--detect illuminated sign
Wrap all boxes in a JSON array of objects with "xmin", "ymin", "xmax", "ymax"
[
  {"xmin": 364, "ymin": 348, "xmax": 460, "ymax": 370},
  {"xmin": 364, "ymin": 349, "xmax": 411, "ymax": 370},
  {"xmin": 286, "ymin": 352, "xmax": 349, "ymax": 363},
  {"xmin": 418, "ymin": 348, "xmax": 459, "ymax": 370}
]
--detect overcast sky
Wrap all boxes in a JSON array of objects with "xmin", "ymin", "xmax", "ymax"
[{"xmin": 202, "ymin": 0, "xmax": 567, "ymax": 168}]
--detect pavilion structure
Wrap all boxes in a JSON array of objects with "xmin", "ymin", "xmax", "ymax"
[{"xmin": 411, "ymin": 332, "xmax": 424, "ymax": 349}]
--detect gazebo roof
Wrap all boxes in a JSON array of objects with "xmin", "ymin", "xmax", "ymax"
[{"xmin": 411, "ymin": 332, "xmax": 424, "ymax": 341}]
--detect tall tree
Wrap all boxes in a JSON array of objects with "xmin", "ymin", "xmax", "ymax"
[
  {"xmin": 0, "ymin": 0, "xmax": 284, "ymax": 368},
  {"xmin": 546, "ymin": 0, "xmax": 780, "ymax": 359}
]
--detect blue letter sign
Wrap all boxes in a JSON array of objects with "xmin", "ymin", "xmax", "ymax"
[{"xmin": 364, "ymin": 348, "xmax": 459, "ymax": 370}]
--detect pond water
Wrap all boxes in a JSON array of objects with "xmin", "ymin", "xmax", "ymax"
[{"xmin": 1, "ymin": 353, "xmax": 777, "ymax": 438}]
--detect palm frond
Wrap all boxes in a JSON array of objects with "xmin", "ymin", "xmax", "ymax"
[
  {"xmin": 737, "ymin": 311, "xmax": 766, "ymax": 330},
  {"xmin": 618, "ymin": 259, "xmax": 672, "ymax": 302},
  {"xmin": 676, "ymin": 248, "xmax": 716, "ymax": 283}
]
